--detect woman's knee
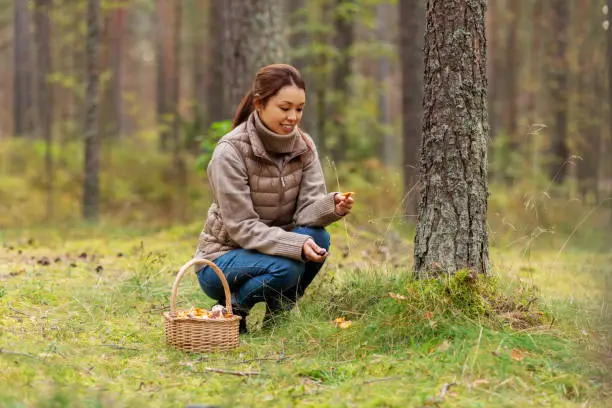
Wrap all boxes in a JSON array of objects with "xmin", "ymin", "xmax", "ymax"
[{"xmin": 268, "ymin": 258, "xmax": 303, "ymax": 288}]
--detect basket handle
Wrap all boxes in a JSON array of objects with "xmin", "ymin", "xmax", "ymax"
[{"xmin": 170, "ymin": 258, "xmax": 233, "ymax": 316}]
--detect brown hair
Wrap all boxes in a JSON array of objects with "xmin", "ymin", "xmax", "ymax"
[{"xmin": 233, "ymin": 64, "xmax": 306, "ymax": 128}]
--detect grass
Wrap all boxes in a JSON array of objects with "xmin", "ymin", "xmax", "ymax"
[{"xmin": 1, "ymin": 221, "xmax": 610, "ymax": 408}]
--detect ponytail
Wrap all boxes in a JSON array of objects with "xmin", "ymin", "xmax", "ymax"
[{"xmin": 232, "ymin": 90, "xmax": 255, "ymax": 128}]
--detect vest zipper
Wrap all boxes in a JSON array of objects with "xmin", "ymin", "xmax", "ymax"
[{"xmin": 279, "ymin": 161, "xmax": 286, "ymax": 205}]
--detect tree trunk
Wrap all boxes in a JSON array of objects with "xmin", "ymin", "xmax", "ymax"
[
  {"xmin": 13, "ymin": 0, "xmax": 34, "ymax": 137},
  {"xmin": 377, "ymin": 2, "xmax": 393, "ymax": 167},
  {"xmin": 192, "ymin": 0, "xmax": 207, "ymax": 123},
  {"xmin": 608, "ymin": 0, "xmax": 612, "ymax": 223},
  {"xmin": 527, "ymin": 0, "xmax": 543, "ymax": 180},
  {"xmin": 330, "ymin": 0, "xmax": 355, "ymax": 164},
  {"xmin": 222, "ymin": 0, "xmax": 288, "ymax": 113},
  {"xmin": 34, "ymin": 0, "xmax": 53, "ymax": 220},
  {"xmin": 414, "ymin": 0, "xmax": 490, "ymax": 276},
  {"xmin": 83, "ymin": 0, "xmax": 101, "ymax": 221},
  {"xmin": 169, "ymin": 0, "xmax": 186, "ymax": 221},
  {"xmin": 504, "ymin": 0, "xmax": 521, "ymax": 152},
  {"xmin": 486, "ymin": 0, "xmax": 499, "ymax": 141},
  {"xmin": 156, "ymin": 0, "xmax": 181, "ymax": 151},
  {"xmin": 101, "ymin": 6, "xmax": 125, "ymax": 139},
  {"xmin": 399, "ymin": 0, "xmax": 424, "ymax": 220},
  {"xmin": 289, "ymin": 0, "xmax": 317, "ymax": 142},
  {"xmin": 547, "ymin": 0, "xmax": 570, "ymax": 184},
  {"xmin": 207, "ymin": 0, "xmax": 228, "ymax": 123},
  {"xmin": 576, "ymin": 0, "xmax": 599, "ymax": 203}
]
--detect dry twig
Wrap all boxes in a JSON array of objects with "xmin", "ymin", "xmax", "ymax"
[
  {"xmin": 0, "ymin": 348, "xmax": 41, "ymax": 360},
  {"xmin": 8, "ymin": 301, "xmax": 32, "ymax": 317},
  {"xmin": 203, "ymin": 367, "xmax": 263, "ymax": 377}
]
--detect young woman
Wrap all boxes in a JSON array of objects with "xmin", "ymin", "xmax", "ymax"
[{"xmin": 194, "ymin": 64, "xmax": 354, "ymax": 333}]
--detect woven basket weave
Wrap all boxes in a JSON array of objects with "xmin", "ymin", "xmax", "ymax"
[{"xmin": 163, "ymin": 258, "xmax": 241, "ymax": 352}]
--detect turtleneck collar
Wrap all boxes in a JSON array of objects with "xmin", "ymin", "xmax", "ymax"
[{"xmin": 251, "ymin": 110, "xmax": 298, "ymax": 154}]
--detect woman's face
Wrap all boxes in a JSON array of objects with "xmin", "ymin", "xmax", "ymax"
[{"xmin": 256, "ymin": 84, "xmax": 306, "ymax": 135}]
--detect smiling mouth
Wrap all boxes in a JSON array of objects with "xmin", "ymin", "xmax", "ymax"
[{"xmin": 281, "ymin": 124, "xmax": 294, "ymax": 131}]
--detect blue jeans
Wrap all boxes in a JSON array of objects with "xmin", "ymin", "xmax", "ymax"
[{"xmin": 196, "ymin": 226, "xmax": 331, "ymax": 311}]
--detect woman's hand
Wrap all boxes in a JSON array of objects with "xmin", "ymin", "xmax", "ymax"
[
  {"xmin": 302, "ymin": 238, "xmax": 328, "ymax": 262},
  {"xmin": 334, "ymin": 192, "xmax": 354, "ymax": 216}
]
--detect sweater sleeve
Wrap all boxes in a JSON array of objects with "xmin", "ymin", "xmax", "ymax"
[
  {"xmin": 293, "ymin": 140, "xmax": 344, "ymax": 227},
  {"xmin": 209, "ymin": 143, "xmax": 310, "ymax": 261}
]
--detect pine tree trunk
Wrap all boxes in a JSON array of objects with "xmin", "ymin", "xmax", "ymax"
[
  {"xmin": 222, "ymin": 0, "xmax": 288, "ymax": 113},
  {"xmin": 504, "ymin": 0, "xmax": 521, "ymax": 153},
  {"xmin": 414, "ymin": 0, "xmax": 490, "ymax": 276},
  {"xmin": 13, "ymin": 0, "xmax": 34, "ymax": 137},
  {"xmin": 399, "ymin": 0, "xmax": 424, "ymax": 219},
  {"xmin": 34, "ymin": 0, "xmax": 53, "ymax": 220},
  {"xmin": 607, "ymin": 0, "xmax": 612, "ymax": 223},
  {"xmin": 547, "ymin": 0, "xmax": 570, "ymax": 184},
  {"xmin": 486, "ymin": 0, "xmax": 498, "ymax": 140},
  {"xmin": 83, "ymin": 0, "xmax": 101, "ymax": 221},
  {"xmin": 378, "ymin": 2, "xmax": 393, "ymax": 167},
  {"xmin": 576, "ymin": 0, "xmax": 599, "ymax": 203},
  {"xmin": 156, "ymin": 0, "xmax": 180, "ymax": 151},
  {"xmin": 527, "ymin": 0, "xmax": 543, "ymax": 180},
  {"xmin": 289, "ymin": 0, "xmax": 317, "ymax": 142},
  {"xmin": 330, "ymin": 0, "xmax": 355, "ymax": 164},
  {"xmin": 207, "ymin": 0, "xmax": 228, "ymax": 123}
]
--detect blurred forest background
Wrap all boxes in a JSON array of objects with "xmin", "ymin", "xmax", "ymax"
[{"xmin": 1, "ymin": 0, "xmax": 611, "ymax": 248}]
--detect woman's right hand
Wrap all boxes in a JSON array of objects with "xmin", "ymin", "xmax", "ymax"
[{"xmin": 302, "ymin": 238, "xmax": 328, "ymax": 262}]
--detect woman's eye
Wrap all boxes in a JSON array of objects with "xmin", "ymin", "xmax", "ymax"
[
  {"xmin": 297, "ymin": 108, "xmax": 303, "ymax": 112},
  {"xmin": 280, "ymin": 107, "xmax": 289, "ymax": 111}
]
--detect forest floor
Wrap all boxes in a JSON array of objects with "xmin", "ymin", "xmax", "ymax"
[{"xmin": 0, "ymin": 221, "xmax": 611, "ymax": 408}]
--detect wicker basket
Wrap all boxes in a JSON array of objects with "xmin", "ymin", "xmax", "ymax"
[{"xmin": 163, "ymin": 258, "xmax": 241, "ymax": 352}]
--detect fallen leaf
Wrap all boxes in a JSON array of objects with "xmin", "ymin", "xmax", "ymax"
[
  {"xmin": 435, "ymin": 340, "xmax": 451, "ymax": 353},
  {"xmin": 511, "ymin": 348, "xmax": 525, "ymax": 361},
  {"xmin": 388, "ymin": 292, "xmax": 407, "ymax": 300},
  {"xmin": 423, "ymin": 311, "xmax": 434, "ymax": 320},
  {"xmin": 472, "ymin": 379, "xmax": 489, "ymax": 387}
]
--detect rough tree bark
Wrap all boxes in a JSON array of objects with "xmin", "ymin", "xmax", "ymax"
[
  {"xmin": 34, "ymin": 0, "xmax": 53, "ymax": 219},
  {"xmin": 13, "ymin": 0, "xmax": 34, "ymax": 137},
  {"xmin": 83, "ymin": 0, "xmax": 101, "ymax": 221},
  {"xmin": 222, "ymin": 0, "xmax": 288, "ymax": 112},
  {"xmin": 414, "ymin": 0, "xmax": 490, "ymax": 276},
  {"xmin": 399, "ymin": 0, "xmax": 424, "ymax": 219}
]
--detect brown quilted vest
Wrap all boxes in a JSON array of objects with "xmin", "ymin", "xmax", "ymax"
[{"xmin": 196, "ymin": 114, "xmax": 315, "ymax": 260}]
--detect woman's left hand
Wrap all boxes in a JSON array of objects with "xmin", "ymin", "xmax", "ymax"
[{"xmin": 334, "ymin": 193, "xmax": 354, "ymax": 216}]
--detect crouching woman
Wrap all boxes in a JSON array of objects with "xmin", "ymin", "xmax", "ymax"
[{"xmin": 194, "ymin": 64, "xmax": 354, "ymax": 333}]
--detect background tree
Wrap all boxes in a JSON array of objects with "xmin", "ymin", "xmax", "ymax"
[
  {"xmin": 414, "ymin": 0, "xmax": 490, "ymax": 276},
  {"xmin": 329, "ymin": 0, "xmax": 355, "ymax": 164},
  {"xmin": 82, "ymin": 0, "xmax": 101, "ymax": 221},
  {"xmin": 34, "ymin": 0, "xmax": 53, "ymax": 219},
  {"xmin": 13, "ymin": 0, "xmax": 33, "ymax": 137},
  {"xmin": 399, "ymin": 0, "xmax": 424, "ymax": 219},
  {"xmin": 222, "ymin": 0, "xmax": 288, "ymax": 112},
  {"xmin": 547, "ymin": 0, "xmax": 570, "ymax": 184}
]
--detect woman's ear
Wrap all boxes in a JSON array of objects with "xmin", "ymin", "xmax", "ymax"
[{"xmin": 253, "ymin": 97, "xmax": 261, "ymax": 112}]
